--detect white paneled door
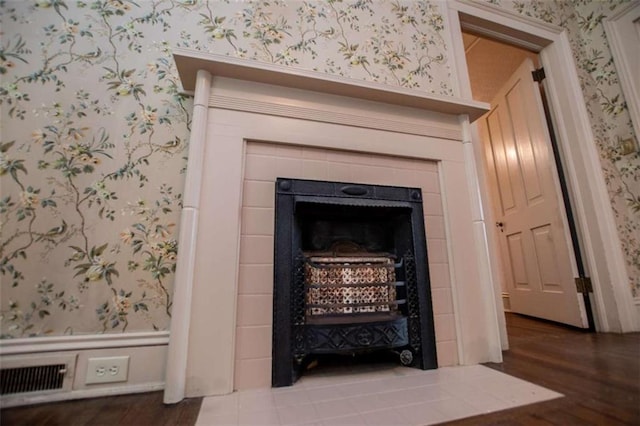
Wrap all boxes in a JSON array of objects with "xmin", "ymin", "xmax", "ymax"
[{"xmin": 479, "ymin": 59, "xmax": 588, "ymax": 328}]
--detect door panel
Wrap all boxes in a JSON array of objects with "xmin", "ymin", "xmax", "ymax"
[
  {"xmin": 505, "ymin": 83, "xmax": 544, "ymax": 203},
  {"xmin": 486, "ymin": 108, "xmax": 516, "ymax": 214},
  {"xmin": 506, "ymin": 233, "xmax": 529, "ymax": 290},
  {"xmin": 480, "ymin": 59, "xmax": 587, "ymax": 328},
  {"xmin": 531, "ymin": 224, "xmax": 562, "ymax": 291}
]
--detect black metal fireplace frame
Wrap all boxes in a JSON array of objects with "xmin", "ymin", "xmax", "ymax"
[{"xmin": 272, "ymin": 178, "xmax": 437, "ymax": 387}]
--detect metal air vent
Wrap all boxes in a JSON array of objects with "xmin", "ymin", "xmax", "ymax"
[
  {"xmin": 0, "ymin": 353, "xmax": 76, "ymax": 404},
  {"xmin": 1, "ymin": 364, "xmax": 67, "ymax": 395}
]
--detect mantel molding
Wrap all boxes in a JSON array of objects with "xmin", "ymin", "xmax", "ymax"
[{"xmin": 172, "ymin": 48, "xmax": 489, "ymax": 122}]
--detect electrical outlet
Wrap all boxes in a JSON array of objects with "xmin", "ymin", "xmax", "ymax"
[{"xmin": 85, "ymin": 356, "xmax": 129, "ymax": 384}]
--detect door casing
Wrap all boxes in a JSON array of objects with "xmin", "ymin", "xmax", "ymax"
[{"xmin": 447, "ymin": 0, "xmax": 639, "ymax": 339}]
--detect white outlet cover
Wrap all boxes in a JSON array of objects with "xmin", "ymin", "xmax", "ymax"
[{"xmin": 85, "ymin": 356, "xmax": 130, "ymax": 384}]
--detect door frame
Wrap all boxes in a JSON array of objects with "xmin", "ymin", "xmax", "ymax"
[{"xmin": 446, "ymin": 0, "xmax": 639, "ymax": 338}]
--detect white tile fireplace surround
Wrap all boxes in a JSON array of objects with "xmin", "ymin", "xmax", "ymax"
[{"xmin": 164, "ymin": 50, "xmax": 504, "ymax": 403}]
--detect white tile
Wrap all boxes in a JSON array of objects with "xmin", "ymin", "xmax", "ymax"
[
  {"xmin": 327, "ymin": 162, "xmax": 353, "ymax": 182},
  {"xmin": 489, "ymin": 382, "xmax": 562, "ymax": 406},
  {"xmin": 445, "ymin": 383, "xmax": 512, "ymax": 414},
  {"xmin": 236, "ymin": 326, "xmax": 272, "ymax": 360},
  {"xmin": 360, "ymin": 407, "xmax": 410, "ymax": 426},
  {"xmin": 321, "ymin": 414, "xmax": 366, "ymax": 426},
  {"xmin": 435, "ymin": 340, "xmax": 459, "ymax": 366},
  {"xmin": 439, "ymin": 364, "xmax": 497, "ymax": 381},
  {"xmin": 241, "ymin": 207, "xmax": 274, "ymax": 236},
  {"xmin": 303, "ymin": 147, "xmax": 328, "ymax": 160},
  {"xmin": 234, "ymin": 358, "xmax": 272, "ymax": 389},
  {"xmin": 302, "ymin": 159, "xmax": 329, "ymax": 180},
  {"xmin": 411, "ymin": 384, "xmax": 454, "ymax": 402},
  {"xmin": 238, "ymin": 408, "xmax": 280, "ymax": 426},
  {"xmin": 433, "ymin": 314, "xmax": 457, "ymax": 342},
  {"xmin": 431, "ymin": 287, "xmax": 454, "ymax": 315},
  {"xmin": 237, "ymin": 389, "xmax": 277, "ymax": 412},
  {"xmin": 277, "ymin": 144, "xmax": 304, "ymax": 158},
  {"xmin": 429, "ymin": 397, "xmax": 482, "ymax": 421},
  {"xmin": 277, "ymin": 403, "xmax": 319, "ymax": 425},
  {"xmin": 243, "ymin": 180, "xmax": 275, "ymax": 208},
  {"xmin": 247, "ymin": 142, "xmax": 279, "ymax": 155},
  {"xmin": 423, "ymin": 192, "xmax": 444, "ymax": 215},
  {"xmin": 273, "ymin": 388, "xmax": 312, "ymax": 407},
  {"xmin": 199, "ymin": 393, "xmax": 238, "ymax": 417},
  {"xmin": 415, "ymin": 170, "xmax": 440, "ymax": 194},
  {"xmin": 306, "ymin": 385, "xmax": 346, "ymax": 402},
  {"xmin": 245, "ymin": 154, "xmax": 279, "ymax": 181},
  {"xmin": 195, "ymin": 365, "xmax": 564, "ymax": 426},
  {"xmin": 196, "ymin": 412, "xmax": 238, "ymax": 426},
  {"xmin": 400, "ymin": 401, "xmax": 449, "ymax": 426},
  {"xmin": 376, "ymin": 388, "xmax": 425, "ymax": 407},
  {"xmin": 236, "ymin": 294, "xmax": 273, "ymax": 327},
  {"xmin": 239, "ymin": 235, "xmax": 274, "ymax": 264},
  {"xmin": 426, "ymin": 238, "xmax": 448, "ymax": 265},
  {"xmin": 428, "ymin": 263, "xmax": 451, "ymax": 289},
  {"xmin": 276, "ymin": 156, "xmax": 303, "ymax": 178},
  {"xmin": 238, "ymin": 264, "xmax": 273, "ymax": 295},
  {"xmin": 467, "ymin": 371, "xmax": 529, "ymax": 392},
  {"xmin": 424, "ymin": 215, "xmax": 446, "ymax": 239},
  {"xmin": 343, "ymin": 393, "xmax": 384, "ymax": 414},
  {"xmin": 335, "ymin": 380, "xmax": 388, "ymax": 397},
  {"xmin": 383, "ymin": 374, "xmax": 431, "ymax": 391},
  {"xmin": 314, "ymin": 399, "xmax": 358, "ymax": 420}
]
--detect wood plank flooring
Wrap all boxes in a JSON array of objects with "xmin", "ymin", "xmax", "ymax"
[
  {"xmin": 1, "ymin": 389, "xmax": 202, "ymax": 426},
  {"xmin": 2, "ymin": 313, "xmax": 639, "ymax": 425},
  {"xmin": 444, "ymin": 313, "xmax": 640, "ymax": 425}
]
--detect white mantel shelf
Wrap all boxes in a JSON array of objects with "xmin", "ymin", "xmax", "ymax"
[{"xmin": 173, "ymin": 48, "xmax": 490, "ymax": 122}]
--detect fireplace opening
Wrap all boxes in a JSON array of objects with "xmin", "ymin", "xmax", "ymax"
[{"xmin": 273, "ymin": 178, "xmax": 437, "ymax": 387}]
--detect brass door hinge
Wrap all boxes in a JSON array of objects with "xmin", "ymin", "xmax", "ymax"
[
  {"xmin": 532, "ymin": 67, "xmax": 546, "ymax": 83},
  {"xmin": 575, "ymin": 277, "xmax": 593, "ymax": 293}
]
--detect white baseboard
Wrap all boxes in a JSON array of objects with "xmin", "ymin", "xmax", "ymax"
[
  {"xmin": 0, "ymin": 332, "xmax": 169, "ymax": 407},
  {"xmin": 502, "ymin": 293, "xmax": 511, "ymax": 312}
]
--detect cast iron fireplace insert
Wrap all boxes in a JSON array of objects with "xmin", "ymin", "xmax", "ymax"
[{"xmin": 272, "ymin": 178, "xmax": 437, "ymax": 387}]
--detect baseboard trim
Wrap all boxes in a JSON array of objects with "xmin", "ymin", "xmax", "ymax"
[
  {"xmin": 0, "ymin": 382, "xmax": 165, "ymax": 408},
  {"xmin": 0, "ymin": 331, "xmax": 170, "ymax": 356}
]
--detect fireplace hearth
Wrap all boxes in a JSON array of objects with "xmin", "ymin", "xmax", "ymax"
[{"xmin": 273, "ymin": 178, "xmax": 438, "ymax": 387}]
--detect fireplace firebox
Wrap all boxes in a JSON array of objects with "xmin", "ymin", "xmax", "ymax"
[{"xmin": 273, "ymin": 178, "xmax": 438, "ymax": 387}]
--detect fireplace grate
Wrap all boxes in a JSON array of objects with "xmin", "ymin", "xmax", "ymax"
[
  {"xmin": 305, "ymin": 255, "xmax": 403, "ymax": 318},
  {"xmin": 273, "ymin": 178, "xmax": 438, "ymax": 387}
]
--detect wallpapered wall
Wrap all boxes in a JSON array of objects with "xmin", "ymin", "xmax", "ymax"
[{"xmin": 0, "ymin": 0, "xmax": 637, "ymax": 339}]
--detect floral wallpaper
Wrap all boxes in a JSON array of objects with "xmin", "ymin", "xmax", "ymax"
[
  {"xmin": 1, "ymin": 0, "xmax": 637, "ymax": 340},
  {"xmin": 475, "ymin": 0, "xmax": 640, "ymax": 297},
  {"xmin": 0, "ymin": 0, "xmax": 455, "ymax": 338}
]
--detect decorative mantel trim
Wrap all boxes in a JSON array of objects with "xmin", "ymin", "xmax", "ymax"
[
  {"xmin": 0, "ymin": 331, "xmax": 169, "ymax": 355},
  {"xmin": 173, "ymin": 48, "xmax": 489, "ymax": 122},
  {"xmin": 165, "ymin": 47, "xmax": 501, "ymax": 405},
  {"xmin": 209, "ymin": 93, "xmax": 463, "ymax": 141}
]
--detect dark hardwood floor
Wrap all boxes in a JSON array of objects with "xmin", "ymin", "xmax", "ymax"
[
  {"xmin": 2, "ymin": 313, "xmax": 639, "ymax": 425},
  {"xmin": 445, "ymin": 313, "xmax": 640, "ymax": 425},
  {"xmin": 1, "ymin": 389, "xmax": 202, "ymax": 426}
]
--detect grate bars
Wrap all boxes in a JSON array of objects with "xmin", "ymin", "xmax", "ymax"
[{"xmin": 1, "ymin": 364, "xmax": 67, "ymax": 395}]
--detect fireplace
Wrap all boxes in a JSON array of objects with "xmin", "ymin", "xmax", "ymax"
[
  {"xmin": 165, "ymin": 51, "xmax": 504, "ymax": 402},
  {"xmin": 273, "ymin": 178, "xmax": 437, "ymax": 386}
]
